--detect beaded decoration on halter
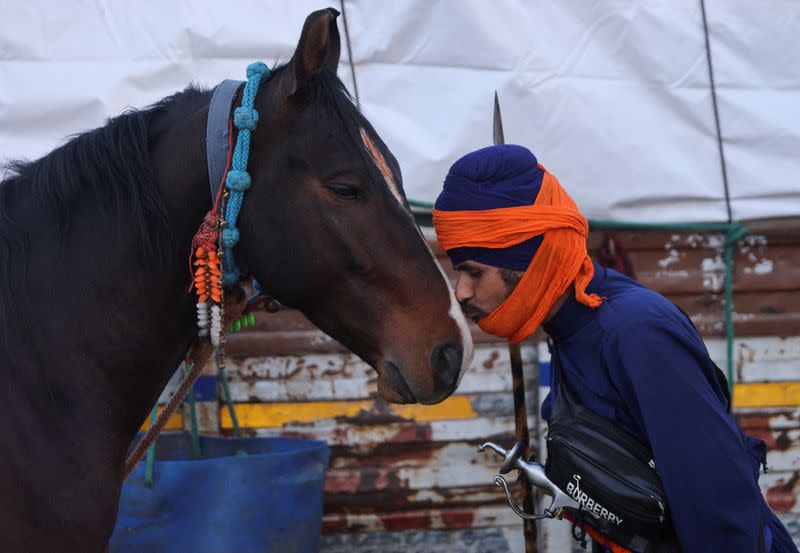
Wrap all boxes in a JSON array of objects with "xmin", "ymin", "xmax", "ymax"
[{"xmin": 189, "ymin": 61, "xmax": 272, "ymax": 346}]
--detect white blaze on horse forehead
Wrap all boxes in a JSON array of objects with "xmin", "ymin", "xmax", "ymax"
[
  {"xmin": 359, "ymin": 127, "xmax": 405, "ymax": 208},
  {"xmin": 359, "ymin": 127, "xmax": 474, "ymax": 380}
]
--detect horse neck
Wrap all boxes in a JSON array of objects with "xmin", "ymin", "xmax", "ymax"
[
  {"xmin": 108, "ymin": 100, "xmax": 216, "ymax": 441},
  {"xmin": 44, "ymin": 97, "xmax": 214, "ymax": 451}
]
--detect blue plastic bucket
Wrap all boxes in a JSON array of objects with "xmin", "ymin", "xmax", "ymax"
[{"xmin": 110, "ymin": 434, "xmax": 330, "ymax": 553}]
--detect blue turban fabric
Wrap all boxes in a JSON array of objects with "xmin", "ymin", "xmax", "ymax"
[{"xmin": 434, "ymin": 144, "xmax": 544, "ymax": 271}]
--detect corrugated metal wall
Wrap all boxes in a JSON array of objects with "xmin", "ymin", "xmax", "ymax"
[{"xmin": 151, "ymin": 223, "xmax": 800, "ymax": 552}]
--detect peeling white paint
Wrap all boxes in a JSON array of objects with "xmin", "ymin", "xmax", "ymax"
[
  {"xmin": 655, "ymin": 269, "xmax": 690, "ymax": 279},
  {"xmin": 658, "ymin": 249, "xmax": 681, "ymax": 268},
  {"xmin": 744, "ymin": 259, "xmax": 774, "ymax": 275},
  {"xmin": 701, "ymin": 254, "xmax": 726, "ymax": 291}
]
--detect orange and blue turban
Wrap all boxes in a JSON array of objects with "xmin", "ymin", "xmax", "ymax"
[
  {"xmin": 433, "ymin": 145, "xmax": 602, "ymax": 343},
  {"xmin": 434, "ymin": 145, "xmax": 544, "ymax": 271}
]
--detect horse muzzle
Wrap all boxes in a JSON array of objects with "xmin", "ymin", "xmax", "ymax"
[{"xmin": 377, "ymin": 340, "xmax": 464, "ymax": 405}]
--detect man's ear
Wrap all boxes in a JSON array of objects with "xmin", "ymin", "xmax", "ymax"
[{"xmin": 288, "ymin": 8, "xmax": 341, "ymax": 93}]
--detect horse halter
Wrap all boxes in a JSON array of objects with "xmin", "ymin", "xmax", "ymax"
[
  {"xmin": 192, "ymin": 62, "xmax": 275, "ymax": 346},
  {"xmin": 125, "ymin": 62, "xmax": 279, "ymax": 479}
]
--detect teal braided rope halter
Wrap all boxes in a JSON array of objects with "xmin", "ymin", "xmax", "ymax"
[{"xmin": 221, "ymin": 61, "xmax": 272, "ymax": 286}]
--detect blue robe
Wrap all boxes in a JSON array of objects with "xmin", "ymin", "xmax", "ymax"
[{"xmin": 540, "ymin": 264, "xmax": 797, "ymax": 552}]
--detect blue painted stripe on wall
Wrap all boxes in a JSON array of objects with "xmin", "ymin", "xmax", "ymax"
[{"xmin": 191, "ymin": 375, "xmax": 218, "ymax": 402}]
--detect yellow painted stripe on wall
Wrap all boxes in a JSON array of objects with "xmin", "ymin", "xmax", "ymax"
[
  {"xmin": 734, "ymin": 382, "xmax": 800, "ymax": 408},
  {"xmin": 139, "ymin": 407, "xmax": 184, "ymax": 431},
  {"xmin": 220, "ymin": 396, "xmax": 477, "ymax": 429},
  {"xmin": 392, "ymin": 397, "xmax": 476, "ymax": 421}
]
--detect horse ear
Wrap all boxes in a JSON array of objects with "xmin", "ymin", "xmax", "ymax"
[{"xmin": 291, "ymin": 8, "xmax": 341, "ymax": 90}]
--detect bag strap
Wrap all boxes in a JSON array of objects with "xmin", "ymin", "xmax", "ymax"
[
  {"xmin": 671, "ymin": 303, "xmax": 732, "ymax": 413},
  {"xmin": 549, "ymin": 338, "xmax": 582, "ymax": 408}
]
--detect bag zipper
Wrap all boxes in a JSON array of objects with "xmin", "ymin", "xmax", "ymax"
[{"xmin": 573, "ymin": 408, "xmax": 656, "ymax": 468}]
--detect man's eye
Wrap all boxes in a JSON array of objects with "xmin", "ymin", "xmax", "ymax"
[{"xmin": 469, "ymin": 270, "xmax": 482, "ymax": 279}]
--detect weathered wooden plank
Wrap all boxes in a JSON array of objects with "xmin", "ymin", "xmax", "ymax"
[
  {"xmin": 235, "ymin": 307, "xmax": 502, "ymax": 343},
  {"xmin": 326, "ymin": 464, "xmax": 498, "ymax": 495},
  {"xmin": 734, "ymin": 383, "xmax": 800, "ymax": 408},
  {"xmin": 432, "ymin": 232, "xmax": 798, "ymax": 295},
  {"xmin": 227, "ymin": 291, "xmax": 800, "ymax": 359},
  {"xmin": 671, "ymin": 291, "xmax": 800, "ymax": 337},
  {"xmin": 328, "ymin": 441, "xmax": 500, "ymax": 471},
  {"xmin": 538, "ymin": 336, "xmax": 800, "ymax": 384},
  {"xmin": 226, "ymin": 325, "xmax": 507, "ymax": 357},
  {"xmin": 219, "ymin": 396, "xmax": 482, "ymax": 429},
  {"xmin": 739, "ymin": 409, "xmax": 800, "ymax": 432},
  {"xmin": 626, "ymin": 246, "xmax": 800, "ymax": 295},
  {"xmin": 224, "ymin": 345, "xmax": 535, "ymax": 402},
  {"xmin": 251, "ymin": 418, "xmax": 518, "ymax": 446},
  {"xmin": 222, "ymin": 336, "xmax": 800, "ymax": 404},
  {"xmin": 760, "ymin": 471, "xmax": 800, "ymax": 514},
  {"xmin": 325, "ymin": 484, "xmax": 506, "ymax": 510},
  {"xmin": 321, "ymin": 524, "xmax": 526, "ymax": 553},
  {"xmin": 586, "ymin": 229, "xmax": 800, "ymax": 252},
  {"xmin": 322, "ymin": 506, "xmax": 522, "ymax": 534},
  {"xmin": 726, "ymin": 337, "xmax": 800, "ymax": 383},
  {"xmin": 226, "ymin": 330, "xmax": 341, "ymax": 357}
]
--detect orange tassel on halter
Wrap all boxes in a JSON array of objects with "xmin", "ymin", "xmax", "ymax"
[{"xmin": 190, "ymin": 213, "xmax": 225, "ymax": 345}]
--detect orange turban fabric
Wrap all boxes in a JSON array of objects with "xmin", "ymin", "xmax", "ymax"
[{"xmin": 433, "ymin": 164, "xmax": 602, "ymax": 343}]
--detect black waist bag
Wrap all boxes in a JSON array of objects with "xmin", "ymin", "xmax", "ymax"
[{"xmin": 544, "ymin": 346, "xmax": 672, "ymax": 552}]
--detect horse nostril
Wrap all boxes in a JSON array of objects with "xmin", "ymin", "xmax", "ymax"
[
  {"xmin": 383, "ymin": 361, "xmax": 416, "ymax": 403},
  {"xmin": 431, "ymin": 342, "xmax": 463, "ymax": 392}
]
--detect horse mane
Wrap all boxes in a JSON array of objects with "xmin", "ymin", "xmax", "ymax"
[{"xmin": 0, "ymin": 85, "xmax": 209, "ymax": 333}]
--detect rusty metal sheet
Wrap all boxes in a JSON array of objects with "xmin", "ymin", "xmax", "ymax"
[
  {"xmin": 437, "ymin": 230, "xmax": 799, "ymax": 295},
  {"xmin": 321, "ymin": 526, "xmax": 528, "ymax": 553},
  {"xmin": 243, "ymin": 308, "xmax": 513, "ymax": 345},
  {"xmin": 322, "ymin": 507, "xmax": 522, "ymax": 534},
  {"xmin": 586, "ymin": 229, "xmax": 800, "ymax": 252},
  {"xmin": 224, "ymin": 345, "xmax": 534, "ymax": 402},
  {"xmin": 326, "ymin": 441, "xmax": 500, "ymax": 481},
  {"xmin": 726, "ymin": 337, "xmax": 800, "ymax": 383},
  {"xmin": 761, "ymin": 471, "xmax": 800, "ymax": 514},
  {"xmin": 737, "ymin": 409, "xmax": 800, "ymax": 475},
  {"xmin": 670, "ymin": 291, "xmax": 800, "ymax": 336},
  {"xmin": 625, "ymin": 246, "xmax": 800, "ymax": 295},
  {"xmin": 537, "ymin": 336, "xmax": 800, "ymax": 385},
  {"xmin": 227, "ymin": 324, "xmax": 505, "ymax": 357},
  {"xmin": 252, "ymin": 418, "xmax": 519, "ymax": 447}
]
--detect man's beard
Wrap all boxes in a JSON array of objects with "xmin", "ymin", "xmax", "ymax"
[{"xmin": 459, "ymin": 300, "xmax": 489, "ymax": 322}]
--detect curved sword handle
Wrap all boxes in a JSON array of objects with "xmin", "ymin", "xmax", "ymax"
[
  {"xmin": 494, "ymin": 475, "xmax": 554, "ymax": 521},
  {"xmin": 477, "ymin": 440, "xmax": 523, "ymax": 474},
  {"xmin": 479, "ymin": 440, "xmax": 577, "ymax": 520}
]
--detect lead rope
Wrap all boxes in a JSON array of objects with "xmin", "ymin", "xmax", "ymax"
[
  {"xmin": 126, "ymin": 61, "xmax": 270, "ymax": 480},
  {"xmin": 123, "ymin": 295, "xmax": 245, "ymax": 480},
  {"xmin": 185, "ymin": 361, "xmax": 202, "ymax": 460}
]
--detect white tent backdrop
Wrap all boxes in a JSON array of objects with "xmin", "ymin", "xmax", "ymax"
[{"xmin": 1, "ymin": 0, "xmax": 798, "ymax": 223}]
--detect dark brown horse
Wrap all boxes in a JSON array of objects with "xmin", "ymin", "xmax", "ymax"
[{"xmin": 0, "ymin": 9, "xmax": 473, "ymax": 552}]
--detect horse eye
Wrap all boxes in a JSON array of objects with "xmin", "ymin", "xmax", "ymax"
[{"xmin": 326, "ymin": 182, "xmax": 360, "ymax": 200}]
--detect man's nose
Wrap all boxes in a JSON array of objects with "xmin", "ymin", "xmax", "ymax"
[{"xmin": 454, "ymin": 274, "xmax": 473, "ymax": 303}]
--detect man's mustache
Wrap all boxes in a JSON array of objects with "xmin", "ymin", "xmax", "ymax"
[{"xmin": 459, "ymin": 300, "xmax": 488, "ymax": 321}]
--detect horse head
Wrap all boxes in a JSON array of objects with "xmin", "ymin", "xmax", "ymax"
[{"xmin": 236, "ymin": 9, "xmax": 473, "ymax": 404}]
